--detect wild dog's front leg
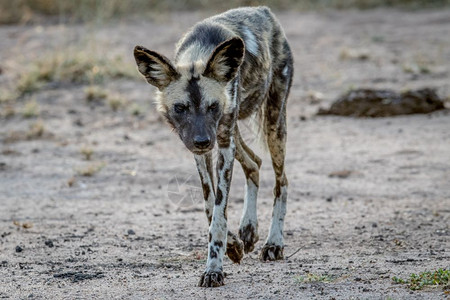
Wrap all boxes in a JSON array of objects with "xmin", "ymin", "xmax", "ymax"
[
  {"xmin": 195, "ymin": 152, "xmax": 243, "ymax": 264},
  {"xmin": 195, "ymin": 152, "xmax": 215, "ymax": 225},
  {"xmin": 199, "ymin": 126, "xmax": 236, "ymax": 287}
]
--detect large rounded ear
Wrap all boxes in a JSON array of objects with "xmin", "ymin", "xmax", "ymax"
[
  {"xmin": 134, "ymin": 45, "xmax": 180, "ymax": 90},
  {"xmin": 203, "ymin": 37, "xmax": 245, "ymax": 83}
]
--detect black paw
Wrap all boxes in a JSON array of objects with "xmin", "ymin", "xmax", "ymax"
[
  {"xmin": 239, "ymin": 223, "xmax": 259, "ymax": 253},
  {"xmin": 260, "ymin": 244, "xmax": 284, "ymax": 261},
  {"xmin": 226, "ymin": 231, "xmax": 244, "ymax": 263},
  {"xmin": 198, "ymin": 270, "xmax": 225, "ymax": 287}
]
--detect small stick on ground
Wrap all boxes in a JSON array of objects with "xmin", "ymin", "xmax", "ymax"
[{"xmin": 286, "ymin": 247, "xmax": 303, "ymax": 259}]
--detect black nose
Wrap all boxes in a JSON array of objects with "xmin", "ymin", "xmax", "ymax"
[{"xmin": 193, "ymin": 136, "xmax": 211, "ymax": 149}]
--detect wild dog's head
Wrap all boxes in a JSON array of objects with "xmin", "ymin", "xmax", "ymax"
[{"xmin": 134, "ymin": 37, "xmax": 244, "ymax": 154}]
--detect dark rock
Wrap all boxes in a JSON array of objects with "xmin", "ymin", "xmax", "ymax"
[{"xmin": 318, "ymin": 88, "xmax": 445, "ymax": 117}]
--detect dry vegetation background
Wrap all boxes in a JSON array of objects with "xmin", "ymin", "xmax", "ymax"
[
  {"xmin": 0, "ymin": 0, "xmax": 449, "ymax": 125},
  {"xmin": 0, "ymin": 0, "xmax": 448, "ymax": 24},
  {"xmin": 1, "ymin": 0, "xmax": 449, "ymax": 299}
]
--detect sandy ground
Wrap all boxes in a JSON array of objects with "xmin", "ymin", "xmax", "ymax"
[{"xmin": 1, "ymin": 8, "xmax": 450, "ymax": 299}]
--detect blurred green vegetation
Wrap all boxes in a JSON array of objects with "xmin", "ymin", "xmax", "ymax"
[
  {"xmin": 1, "ymin": 0, "xmax": 449, "ymax": 24},
  {"xmin": 393, "ymin": 269, "xmax": 449, "ymax": 291}
]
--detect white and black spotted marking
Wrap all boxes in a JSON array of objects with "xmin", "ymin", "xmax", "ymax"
[{"xmin": 242, "ymin": 26, "xmax": 259, "ymax": 56}]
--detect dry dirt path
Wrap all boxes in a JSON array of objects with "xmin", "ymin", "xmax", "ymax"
[{"xmin": 1, "ymin": 9, "xmax": 449, "ymax": 299}]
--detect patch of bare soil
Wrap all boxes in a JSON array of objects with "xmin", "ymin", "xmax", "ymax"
[{"xmin": 1, "ymin": 9, "xmax": 449, "ymax": 299}]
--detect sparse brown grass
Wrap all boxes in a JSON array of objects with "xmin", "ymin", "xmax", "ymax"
[
  {"xmin": 76, "ymin": 162, "xmax": 106, "ymax": 176},
  {"xmin": 85, "ymin": 86, "xmax": 108, "ymax": 103},
  {"xmin": 16, "ymin": 50, "xmax": 139, "ymax": 98},
  {"xmin": 13, "ymin": 220, "xmax": 33, "ymax": 229},
  {"xmin": 16, "ymin": 70, "xmax": 42, "ymax": 95},
  {"xmin": 107, "ymin": 94, "xmax": 127, "ymax": 112},
  {"xmin": 339, "ymin": 47, "xmax": 370, "ymax": 61},
  {"xmin": 1, "ymin": 0, "xmax": 448, "ymax": 24},
  {"xmin": 401, "ymin": 53, "xmax": 435, "ymax": 75},
  {"xmin": 22, "ymin": 99, "xmax": 40, "ymax": 118},
  {"xmin": 84, "ymin": 86, "xmax": 128, "ymax": 111},
  {"xmin": 1, "ymin": 105, "xmax": 16, "ymax": 118},
  {"xmin": 80, "ymin": 146, "xmax": 94, "ymax": 160},
  {"xmin": 27, "ymin": 120, "xmax": 45, "ymax": 138},
  {"xmin": 0, "ymin": 90, "xmax": 18, "ymax": 103},
  {"xmin": 4, "ymin": 119, "xmax": 50, "ymax": 143},
  {"xmin": 402, "ymin": 62, "xmax": 432, "ymax": 75},
  {"xmin": 129, "ymin": 103, "xmax": 143, "ymax": 116},
  {"xmin": 67, "ymin": 176, "xmax": 76, "ymax": 187}
]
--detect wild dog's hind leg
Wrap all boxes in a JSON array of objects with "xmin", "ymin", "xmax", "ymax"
[
  {"xmin": 235, "ymin": 126, "xmax": 261, "ymax": 253},
  {"xmin": 260, "ymin": 56, "xmax": 292, "ymax": 261},
  {"xmin": 195, "ymin": 153, "xmax": 243, "ymax": 264}
]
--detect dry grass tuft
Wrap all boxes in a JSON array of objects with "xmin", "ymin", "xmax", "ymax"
[
  {"xmin": 0, "ymin": 90, "xmax": 18, "ymax": 103},
  {"xmin": 84, "ymin": 86, "xmax": 128, "ymax": 111},
  {"xmin": 67, "ymin": 176, "xmax": 76, "ymax": 187},
  {"xmin": 76, "ymin": 162, "xmax": 106, "ymax": 176},
  {"xmin": 107, "ymin": 94, "xmax": 127, "ymax": 112},
  {"xmin": 339, "ymin": 47, "xmax": 370, "ymax": 61},
  {"xmin": 1, "ymin": 105, "xmax": 16, "ymax": 118},
  {"xmin": 16, "ymin": 51, "xmax": 138, "ymax": 98},
  {"xmin": 13, "ymin": 220, "xmax": 34, "ymax": 229},
  {"xmin": 80, "ymin": 146, "xmax": 94, "ymax": 160},
  {"xmin": 4, "ymin": 119, "xmax": 48, "ymax": 143},
  {"xmin": 22, "ymin": 99, "xmax": 40, "ymax": 118},
  {"xmin": 27, "ymin": 120, "xmax": 45, "ymax": 138},
  {"xmin": 85, "ymin": 86, "xmax": 108, "ymax": 103},
  {"xmin": 129, "ymin": 103, "xmax": 143, "ymax": 116}
]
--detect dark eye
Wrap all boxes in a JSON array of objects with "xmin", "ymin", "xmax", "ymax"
[
  {"xmin": 174, "ymin": 103, "xmax": 187, "ymax": 113},
  {"xmin": 208, "ymin": 102, "xmax": 219, "ymax": 111}
]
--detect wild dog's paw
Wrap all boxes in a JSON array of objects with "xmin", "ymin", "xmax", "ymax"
[
  {"xmin": 226, "ymin": 231, "xmax": 244, "ymax": 263},
  {"xmin": 239, "ymin": 223, "xmax": 259, "ymax": 253},
  {"xmin": 198, "ymin": 270, "xmax": 225, "ymax": 287},
  {"xmin": 260, "ymin": 244, "xmax": 284, "ymax": 261}
]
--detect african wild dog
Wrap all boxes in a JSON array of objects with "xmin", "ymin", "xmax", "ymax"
[{"xmin": 134, "ymin": 6, "xmax": 293, "ymax": 287}]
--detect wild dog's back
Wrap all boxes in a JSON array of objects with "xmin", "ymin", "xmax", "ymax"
[{"xmin": 175, "ymin": 6, "xmax": 293, "ymax": 119}]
